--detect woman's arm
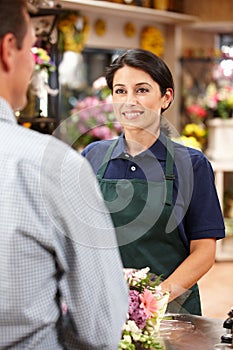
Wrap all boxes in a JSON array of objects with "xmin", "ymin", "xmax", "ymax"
[{"xmin": 160, "ymin": 238, "xmax": 216, "ymax": 302}]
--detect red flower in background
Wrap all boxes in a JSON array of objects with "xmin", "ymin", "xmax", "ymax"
[{"xmin": 186, "ymin": 104, "xmax": 208, "ymax": 120}]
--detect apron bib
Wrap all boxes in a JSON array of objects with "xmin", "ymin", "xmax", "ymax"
[{"xmin": 97, "ymin": 137, "xmax": 201, "ymax": 315}]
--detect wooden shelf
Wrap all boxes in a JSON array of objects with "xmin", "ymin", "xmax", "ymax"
[
  {"xmin": 54, "ymin": 0, "xmax": 198, "ymax": 24},
  {"xmin": 185, "ymin": 21, "xmax": 233, "ymax": 34}
]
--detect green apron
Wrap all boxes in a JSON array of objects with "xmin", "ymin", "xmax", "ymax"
[{"xmin": 97, "ymin": 136, "xmax": 201, "ymax": 315}]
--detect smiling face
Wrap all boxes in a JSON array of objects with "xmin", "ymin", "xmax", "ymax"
[{"xmin": 112, "ymin": 65, "xmax": 173, "ymax": 134}]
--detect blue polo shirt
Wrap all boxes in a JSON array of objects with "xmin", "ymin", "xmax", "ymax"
[{"xmin": 82, "ymin": 132, "xmax": 225, "ymax": 249}]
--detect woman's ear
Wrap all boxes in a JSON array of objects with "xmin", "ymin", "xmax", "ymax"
[
  {"xmin": 0, "ymin": 33, "xmax": 17, "ymax": 72},
  {"xmin": 162, "ymin": 88, "xmax": 174, "ymax": 109}
]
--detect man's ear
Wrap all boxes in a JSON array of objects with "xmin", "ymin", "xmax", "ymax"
[{"xmin": 0, "ymin": 33, "xmax": 17, "ymax": 72}]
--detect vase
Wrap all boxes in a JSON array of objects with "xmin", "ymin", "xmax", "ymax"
[{"xmin": 205, "ymin": 118, "xmax": 233, "ymax": 161}]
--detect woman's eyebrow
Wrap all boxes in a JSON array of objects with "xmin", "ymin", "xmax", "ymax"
[{"xmin": 113, "ymin": 82, "xmax": 153, "ymax": 88}]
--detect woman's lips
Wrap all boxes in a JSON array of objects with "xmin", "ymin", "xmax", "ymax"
[{"xmin": 122, "ymin": 111, "xmax": 143, "ymax": 120}]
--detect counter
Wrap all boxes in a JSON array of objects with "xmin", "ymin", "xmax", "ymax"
[{"xmin": 159, "ymin": 314, "xmax": 232, "ymax": 350}]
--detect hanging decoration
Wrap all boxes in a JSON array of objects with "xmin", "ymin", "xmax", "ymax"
[
  {"xmin": 30, "ymin": 47, "xmax": 58, "ymax": 99},
  {"xmin": 140, "ymin": 26, "xmax": 164, "ymax": 57},
  {"xmin": 124, "ymin": 22, "xmax": 136, "ymax": 38},
  {"xmin": 94, "ymin": 19, "xmax": 107, "ymax": 36},
  {"xmin": 58, "ymin": 12, "xmax": 90, "ymax": 89},
  {"xmin": 58, "ymin": 12, "xmax": 89, "ymax": 53}
]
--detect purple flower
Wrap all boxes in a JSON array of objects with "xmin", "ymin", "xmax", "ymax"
[{"xmin": 128, "ymin": 290, "xmax": 147, "ymax": 329}]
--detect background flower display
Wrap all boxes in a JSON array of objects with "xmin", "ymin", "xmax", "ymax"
[
  {"xmin": 119, "ymin": 267, "xmax": 169, "ymax": 350},
  {"xmin": 140, "ymin": 26, "xmax": 164, "ymax": 57},
  {"xmin": 30, "ymin": 46, "xmax": 57, "ymax": 99},
  {"xmin": 179, "ymin": 104, "xmax": 208, "ymax": 150},
  {"xmin": 64, "ymin": 77, "xmax": 122, "ymax": 150},
  {"xmin": 20, "ymin": 46, "xmax": 57, "ymax": 122},
  {"xmin": 180, "ymin": 55, "xmax": 233, "ymax": 151},
  {"xmin": 184, "ymin": 81, "xmax": 233, "ymax": 121},
  {"xmin": 32, "ymin": 46, "xmax": 56, "ymax": 73},
  {"xmin": 58, "ymin": 12, "xmax": 90, "ymax": 89},
  {"xmin": 204, "ymin": 82, "xmax": 233, "ymax": 119}
]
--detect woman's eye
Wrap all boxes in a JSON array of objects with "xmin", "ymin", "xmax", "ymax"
[
  {"xmin": 137, "ymin": 87, "xmax": 149, "ymax": 93},
  {"xmin": 114, "ymin": 88, "xmax": 126, "ymax": 94}
]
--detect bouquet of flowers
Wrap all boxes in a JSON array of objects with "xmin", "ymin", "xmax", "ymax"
[{"xmin": 119, "ymin": 267, "xmax": 169, "ymax": 350}]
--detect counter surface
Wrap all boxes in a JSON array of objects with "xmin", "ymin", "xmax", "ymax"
[{"xmin": 159, "ymin": 314, "xmax": 232, "ymax": 350}]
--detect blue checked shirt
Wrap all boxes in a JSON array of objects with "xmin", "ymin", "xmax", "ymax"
[{"xmin": 0, "ymin": 98, "xmax": 128, "ymax": 349}]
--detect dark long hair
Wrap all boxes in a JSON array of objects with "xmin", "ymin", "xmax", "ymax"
[
  {"xmin": 0, "ymin": 0, "xmax": 28, "ymax": 49},
  {"xmin": 105, "ymin": 48, "xmax": 174, "ymax": 113}
]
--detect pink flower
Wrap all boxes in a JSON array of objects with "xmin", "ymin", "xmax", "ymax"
[
  {"xmin": 139, "ymin": 289, "xmax": 158, "ymax": 318},
  {"xmin": 92, "ymin": 76, "xmax": 108, "ymax": 90},
  {"xmin": 90, "ymin": 126, "xmax": 114, "ymax": 140}
]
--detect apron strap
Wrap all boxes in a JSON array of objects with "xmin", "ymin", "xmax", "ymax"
[
  {"xmin": 97, "ymin": 138, "xmax": 119, "ymax": 179},
  {"xmin": 164, "ymin": 137, "xmax": 175, "ymax": 206}
]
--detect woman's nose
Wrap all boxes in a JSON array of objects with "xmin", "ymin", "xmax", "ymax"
[{"xmin": 125, "ymin": 91, "xmax": 137, "ymax": 105}]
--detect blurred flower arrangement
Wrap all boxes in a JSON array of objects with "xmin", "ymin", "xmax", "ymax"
[
  {"xmin": 181, "ymin": 123, "xmax": 207, "ymax": 150},
  {"xmin": 58, "ymin": 12, "xmax": 89, "ymax": 53},
  {"xmin": 58, "ymin": 12, "xmax": 90, "ymax": 89},
  {"xmin": 20, "ymin": 46, "xmax": 57, "ymax": 121},
  {"xmin": 186, "ymin": 104, "xmax": 208, "ymax": 122},
  {"xmin": 181, "ymin": 82, "xmax": 233, "ymax": 150},
  {"xmin": 64, "ymin": 76, "xmax": 122, "ymax": 150},
  {"xmin": 140, "ymin": 26, "xmax": 164, "ymax": 57},
  {"xmin": 179, "ymin": 104, "xmax": 208, "ymax": 150},
  {"xmin": 184, "ymin": 82, "xmax": 233, "ymax": 122},
  {"xmin": 204, "ymin": 82, "xmax": 233, "ymax": 119},
  {"xmin": 30, "ymin": 46, "xmax": 58, "ymax": 99},
  {"xmin": 118, "ymin": 267, "xmax": 169, "ymax": 350},
  {"xmin": 32, "ymin": 46, "xmax": 56, "ymax": 73}
]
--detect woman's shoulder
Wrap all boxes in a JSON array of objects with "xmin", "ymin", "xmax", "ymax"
[
  {"xmin": 170, "ymin": 138, "xmax": 216, "ymax": 180},
  {"xmin": 172, "ymin": 139, "xmax": 209, "ymax": 166},
  {"xmin": 81, "ymin": 139, "xmax": 119, "ymax": 174},
  {"xmin": 81, "ymin": 139, "xmax": 115, "ymax": 157}
]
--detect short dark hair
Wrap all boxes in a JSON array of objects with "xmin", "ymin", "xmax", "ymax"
[
  {"xmin": 105, "ymin": 49, "xmax": 174, "ymax": 112},
  {"xmin": 0, "ymin": 0, "xmax": 28, "ymax": 49}
]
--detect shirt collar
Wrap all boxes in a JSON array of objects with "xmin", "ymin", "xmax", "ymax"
[
  {"xmin": 0, "ymin": 97, "xmax": 17, "ymax": 124},
  {"xmin": 110, "ymin": 131, "xmax": 167, "ymax": 161}
]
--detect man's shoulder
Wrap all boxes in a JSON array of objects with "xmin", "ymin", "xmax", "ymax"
[{"xmin": 4, "ymin": 124, "xmax": 84, "ymax": 172}]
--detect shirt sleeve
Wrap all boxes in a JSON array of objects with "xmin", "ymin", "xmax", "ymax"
[
  {"xmin": 184, "ymin": 154, "xmax": 225, "ymax": 240},
  {"xmin": 41, "ymin": 140, "xmax": 128, "ymax": 349}
]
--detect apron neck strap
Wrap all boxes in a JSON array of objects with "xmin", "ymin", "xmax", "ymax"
[
  {"xmin": 97, "ymin": 138, "xmax": 119, "ymax": 179},
  {"xmin": 164, "ymin": 137, "xmax": 175, "ymax": 206}
]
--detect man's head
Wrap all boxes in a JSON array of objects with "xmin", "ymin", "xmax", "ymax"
[
  {"xmin": 0, "ymin": 0, "xmax": 36, "ymax": 111},
  {"xmin": 0, "ymin": 0, "xmax": 28, "ymax": 49}
]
